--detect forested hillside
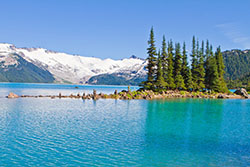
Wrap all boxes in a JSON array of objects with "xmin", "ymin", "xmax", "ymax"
[
  {"xmin": 223, "ymin": 50, "xmax": 250, "ymax": 80},
  {"xmin": 227, "ymin": 72, "xmax": 250, "ymax": 89},
  {"xmin": 87, "ymin": 73, "xmax": 146, "ymax": 85},
  {"xmin": 0, "ymin": 42, "xmax": 250, "ymax": 86}
]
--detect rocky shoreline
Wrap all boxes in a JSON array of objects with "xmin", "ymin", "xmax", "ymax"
[{"xmin": 6, "ymin": 88, "xmax": 249, "ymax": 100}]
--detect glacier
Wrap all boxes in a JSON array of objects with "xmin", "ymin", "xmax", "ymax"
[{"xmin": 0, "ymin": 43, "xmax": 147, "ymax": 84}]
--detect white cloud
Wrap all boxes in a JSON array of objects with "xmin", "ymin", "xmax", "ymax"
[{"xmin": 216, "ymin": 23, "xmax": 250, "ymax": 49}]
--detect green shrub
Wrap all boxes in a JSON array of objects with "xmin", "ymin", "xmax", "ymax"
[
  {"xmin": 103, "ymin": 94, "xmax": 109, "ymax": 98},
  {"xmin": 131, "ymin": 91, "xmax": 138, "ymax": 96},
  {"xmin": 126, "ymin": 94, "xmax": 132, "ymax": 99},
  {"xmin": 180, "ymin": 91, "xmax": 186, "ymax": 95},
  {"xmin": 199, "ymin": 92, "xmax": 205, "ymax": 96},
  {"xmin": 192, "ymin": 92, "xmax": 198, "ymax": 96}
]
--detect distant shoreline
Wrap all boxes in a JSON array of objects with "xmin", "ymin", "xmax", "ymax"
[
  {"xmin": 6, "ymin": 89, "xmax": 248, "ymax": 100},
  {"xmin": 0, "ymin": 82, "xmax": 139, "ymax": 87}
]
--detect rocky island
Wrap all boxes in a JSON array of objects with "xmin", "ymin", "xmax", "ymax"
[{"xmin": 6, "ymin": 87, "xmax": 249, "ymax": 100}]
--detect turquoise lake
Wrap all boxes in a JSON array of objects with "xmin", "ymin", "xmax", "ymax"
[{"xmin": 0, "ymin": 83, "xmax": 249, "ymax": 166}]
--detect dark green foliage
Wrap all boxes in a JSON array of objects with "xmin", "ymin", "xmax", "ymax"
[
  {"xmin": 186, "ymin": 68, "xmax": 193, "ymax": 90},
  {"xmin": 216, "ymin": 47, "xmax": 225, "ymax": 77},
  {"xmin": 223, "ymin": 49, "xmax": 250, "ymax": 88},
  {"xmin": 166, "ymin": 40, "xmax": 175, "ymax": 89},
  {"xmin": 226, "ymin": 79, "xmax": 243, "ymax": 89},
  {"xmin": 181, "ymin": 42, "xmax": 190, "ymax": 90},
  {"xmin": 161, "ymin": 36, "xmax": 168, "ymax": 82},
  {"xmin": 197, "ymin": 40, "xmax": 205, "ymax": 90},
  {"xmin": 88, "ymin": 73, "xmax": 146, "ymax": 85},
  {"xmin": 223, "ymin": 49, "xmax": 250, "ymax": 80},
  {"xmin": 246, "ymin": 80, "xmax": 250, "ymax": 93},
  {"xmin": 0, "ymin": 54, "xmax": 54, "ymax": 83},
  {"xmin": 204, "ymin": 41, "xmax": 210, "ymax": 88},
  {"xmin": 143, "ymin": 27, "xmax": 157, "ymax": 89},
  {"xmin": 174, "ymin": 43, "xmax": 185, "ymax": 90},
  {"xmin": 205, "ymin": 52, "xmax": 220, "ymax": 92},
  {"xmin": 155, "ymin": 51, "xmax": 167, "ymax": 91},
  {"xmin": 191, "ymin": 36, "xmax": 198, "ymax": 90},
  {"xmin": 205, "ymin": 40, "xmax": 210, "ymax": 61},
  {"xmin": 215, "ymin": 47, "xmax": 228, "ymax": 92},
  {"xmin": 143, "ymin": 28, "xmax": 232, "ymax": 93},
  {"xmin": 205, "ymin": 45, "xmax": 214, "ymax": 88},
  {"xmin": 239, "ymin": 73, "xmax": 250, "ymax": 87},
  {"xmin": 227, "ymin": 73, "xmax": 250, "ymax": 89}
]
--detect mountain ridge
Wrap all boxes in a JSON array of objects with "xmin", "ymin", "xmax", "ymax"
[
  {"xmin": 0, "ymin": 43, "xmax": 147, "ymax": 84},
  {"xmin": 1, "ymin": 43, "xmax": 250, "ymax": 85}
]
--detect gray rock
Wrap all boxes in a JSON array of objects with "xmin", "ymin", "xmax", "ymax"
[
  {"xmin": 7, "ymin": 92, "xmax": 19, "ymax": 98},
  {"xmin": 217, "ymin": 94, "xmax": 225, "ymax": 99},
  {"xmin": 234, "ymin": 88, "xmax": 249, "ymax": 98}
]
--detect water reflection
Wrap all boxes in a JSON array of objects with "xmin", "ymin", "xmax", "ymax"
[
  {"xmin": 0, "ymin": 83, "xmax": 139, "ymax": 97},
  {"xmin": 143, "ymin": 99, "xmax": 224, "ymax": 166},
  {"xmin": 0, "ymin": 98, "xmax": 249, "ymax": 166}
]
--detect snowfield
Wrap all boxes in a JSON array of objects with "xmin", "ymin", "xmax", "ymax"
[{"xmin": 0, "ymin": 43, "xmax": 147, "ymax": 83}]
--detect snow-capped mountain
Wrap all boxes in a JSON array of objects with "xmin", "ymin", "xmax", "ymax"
[{"xmin": 0, "ymin": 43, "xmax": 147, "ymax": 84}]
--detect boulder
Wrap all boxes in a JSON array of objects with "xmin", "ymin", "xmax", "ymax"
[
  {"xmin": 145, "ymin": 94, "xmax": 152, "ymax": 100},
  {"xmin": 7, "ymin": 92, "xmax": 19, "ymax": 98},
  {"xmin": 98, "ymin": 93, "xmax": 105, "ymax": 98},
  {"xmin": 217, "ymin": 94, "xmax": 225, "ymax": 99},
  {"xmin": 234, "ymin": 88, "xmax": 249, "ymax": 98}
]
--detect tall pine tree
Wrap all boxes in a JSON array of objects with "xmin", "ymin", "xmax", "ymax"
[
  {"xmin": 204, "ymin": 40, "xmax": 211, "ymax": 88},
  {"xmin": 191, "ymin": 36, "xmax": 198, "ymax": 90},
  {"xmin": 181, "ymin": 42, "xmax": 190, "ymax": 90},
  {"xmin": 197, "ymin": 40, "xmax": 205, "ymax": 90},
  {"xmin": 215, "ymin": 46, "xmax": 228, "ymax": 92},
  {"xmin": 166, "ymin": 40, "xmax": 175, "ymax": 89},
  {"xmin": 206, "ymin": 46, "xmax": 220, "ymax": 91},
  {"xmin": 186, "ymin": 68, "xmax": 193, "ymax": 91},
  {"xmin": 143, "ymin": 27, "xmax": 157, "ymax": 90},
  {"xmin": 174, "ymin": 43, "xmax": 185, "ymax": 90},
  {"xmin": 155, "ymin": 50, "xmax": 167, "ymax": 91},
  {"xmin": 161, "ymin": 35, "xmax": 168, "ymax": 84}
]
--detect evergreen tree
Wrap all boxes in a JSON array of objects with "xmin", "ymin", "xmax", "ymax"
[
  {"xmin": 141, "ymin": 29, "xmax": 226, "ymax": 93},
  {"xmin": 205, "ymin": 40, "xmax": 210, "ymax": 61},
  {"xmin": 206, "ymin": 47, "xmax": 220, "ymax": 91},
  {"xmin": 191, "ymin": 36, "xmax": 198, "ymax": 90},
  {"xmin": 201, "ymin": 40, "xmax": 205, "ymax": 58},
  {"xmin": 155, "ymin": 50, "xmax": 167, "ymax": 91},
  {"xmin": 215, "ymin": 46, "xmax": 228, "ymax": 92},
  {"xmin": 143, "ymin": 27, "xmax": 157, "ymax": 89},
  {"xmin": 204, "ymin": 40, "xmax": 211, "ymax": 88},
  {"xmin": 197, "ymin": 40, "xmax": 205, "ymax": 90},
  {"xmin": 174, "ymin": 43, "xmax": 185, "ymax": 89},
  {"xmin": 196, "ymin": 38, "xmax": 200, "ymax": 58},
  {"xmin": 161, "ymin": 35, "xmax": 168, "ymax": 83},
  {"xmin": 166, "ymin": 40, "xmax": 175, "ymax": 89},
  {"xmin": 186, "ymin": 68, "xmax": 193, "ymax": 91},
  {"xmin": 181, "ymin": 42, "xmax": 190, "ymax": 90}
]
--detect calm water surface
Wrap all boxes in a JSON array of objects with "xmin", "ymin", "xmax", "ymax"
[
  {"xmin": 0, "ymin": 83, "xmax": 249, "ymax": 166},
  {"xmin": 0, "ymin": 83, "xmax": 139, "ymax": 97}
]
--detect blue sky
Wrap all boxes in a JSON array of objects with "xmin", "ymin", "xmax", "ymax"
[{"xmin": 0, "ymin": 0, "xmax": 250, "ymax": 59}]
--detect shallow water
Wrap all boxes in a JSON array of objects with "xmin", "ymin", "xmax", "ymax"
[{"xmin": 0, "ymin": 83, "xmax": 249, "ymax": 166}]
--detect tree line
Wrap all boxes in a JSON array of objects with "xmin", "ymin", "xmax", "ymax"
[{"xmin": 141, "ymin": 27, "xmax": 228, "ymax": 93}]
